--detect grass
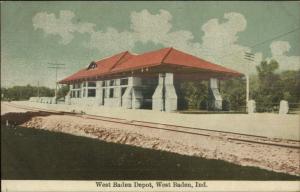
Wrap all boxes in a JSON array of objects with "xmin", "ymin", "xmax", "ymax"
[{"xmin": 1, "ymin": 124, "xmax": 299, "ymax": 180}]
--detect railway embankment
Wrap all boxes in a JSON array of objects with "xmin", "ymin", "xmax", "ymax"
[
  {"xmin": 8, "ymin": 101, "xmax": 300, "ymax": 140},
  {"xmin": 1, "ymin": 101, "xmax": 300, "ymax": 176}
]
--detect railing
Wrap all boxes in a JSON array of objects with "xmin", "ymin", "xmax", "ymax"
[
  {"xmin": 289, "ymin": 103, "xmax": 300, "ymax": 114},
  {"xmin": 255, "ymin": 103, "xmax": 280, "ymax": 113},
  {"xmin": 29, "ymin": 97, "xmax": 56, "ymax": 104},
  {"xmin": 255, "ymin": 102, "xmax": 300, "ymax": 114},
  {"xmin": 182, "ymin": 102, "xmax": 300, "ymax": 114}
]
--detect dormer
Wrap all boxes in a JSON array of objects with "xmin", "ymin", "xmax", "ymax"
[{"xmin": 87, "ymin": 61, "xmax": 97, "ymax": 70}]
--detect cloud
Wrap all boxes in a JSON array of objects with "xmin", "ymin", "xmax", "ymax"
[
  {"xmin": 32, "ymin": 9, "xmax": 298, "ymax": 74},
  {"xmin": 198, "ymin": 13, "xmax": 250, "ymax": 72},
  {"xmin": 269, "ymin": 41, "xmax": 300, "ymax": 71},
  {"xmin": 88, "ymin": 28, "xmax": 136, "ymax": 54},
  {"xmin": 201, "ymin": 12, "xmax": 246, "ymax": 51},
  {"xmin": 32, "ymin": 10, "xmax": 95, "ymax": 44},
  {"xmin": 271, "ymin": 41, "xmax": 290, "ymax": 56},
  {"xmin": 130, "ymin": 9, "xmax": 172, "ymax": 44},
  {"xmin": 130, "ymin": 9, "xmax": 201, "ymax": 55},
  {"xmin": 87, "ymin": 9, "xmax": 200, "ymax": 57}
]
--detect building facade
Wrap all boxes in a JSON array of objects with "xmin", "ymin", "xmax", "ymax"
[{"xmin": 60, "ymin": 47, "xmax": 242, "ymax": 112}]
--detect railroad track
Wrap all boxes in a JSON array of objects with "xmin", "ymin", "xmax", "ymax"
[{"xmin": 2, "ymin": 102, "xmax": 300, "ymax": 149}]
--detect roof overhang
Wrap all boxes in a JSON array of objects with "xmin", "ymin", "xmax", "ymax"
[{"xmin": 59, "ymin": 47, "xmax": 243, "ymax": 84}]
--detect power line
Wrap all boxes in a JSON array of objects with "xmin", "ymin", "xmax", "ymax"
[
  {"xmin": 48, "ymin": 62, "xmax": 66, "ymax": 100},
  {"xmin": 37, "ymin": 81, "xmax": 40, "ymax": 97},
  {"xmin": 248, "ymin": 27, "xmax": 300, "ymax": 49},
  {"xmin": 220, "ymin": 27, "xmax": 300, "ymax": 59},
  {"xmin": 48, "ymin": 63, "xmax": 66, "ymax": 65},
  {"xmin": 244, "ymin": 52, "xmax": 255, "ymax": 62}
]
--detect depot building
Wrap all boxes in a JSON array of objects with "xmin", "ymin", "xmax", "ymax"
[{"xmin": 59, "ymin": 47, "xmax": 242, "ymax": 112}]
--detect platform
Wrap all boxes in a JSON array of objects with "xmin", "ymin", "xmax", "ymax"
[{"xmin": 5, "ymin": 101, "xmax": 300, "ymax": 140}]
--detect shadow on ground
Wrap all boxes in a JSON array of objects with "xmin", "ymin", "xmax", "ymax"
[
  {"xmin": 1, "ymin": 111, "xmax": 56, "ymax": 126},
  {"xmin": 1, "ymin": 124, "xmax": 299, "ymax": 180}
]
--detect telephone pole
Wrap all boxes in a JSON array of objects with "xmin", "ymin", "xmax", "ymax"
[
  {"xmin": 48, "ymin": 63, "xmax": 66, "ymax": 99},
  {"xmin": 37, "ymin": 81, "xmax": 40, "ymax": 97},
  {"xmin": 244, "ymin": 52, "xmax": 255, "ymax": 111}
]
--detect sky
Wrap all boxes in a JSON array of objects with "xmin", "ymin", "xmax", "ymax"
[{"xmin": 1, "ymin": 1, "xmax": 300, "ymax": 88}]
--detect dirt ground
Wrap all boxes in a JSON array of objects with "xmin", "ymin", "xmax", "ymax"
[{"xmin": 1, "ymin": 102, "xmax": 300, "ymax": 176}]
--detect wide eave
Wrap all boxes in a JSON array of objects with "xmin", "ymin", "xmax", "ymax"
[{"xmin": 59, "ymin": 47, "xmax": 242, "ymax": 84}]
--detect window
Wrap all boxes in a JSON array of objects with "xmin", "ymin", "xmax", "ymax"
[
  {"xmin": 109, "ymin": 80, "xmax": 115, "ymax": 86},
  {"xmin": 88, "ymin": 81, "xmax": 96, "ymax": 87},
  {"xmin": 121, "ymin": 87, "xmax": 127, "ymax": 96},
  {"xmin": 73, "ymin": 83, "xmax": 81, "ymax": 89},
  {"xmin": 102, "ymin": 81, "xmax": 105, "ymax": 87},
  {"xmin": 120, "ymin": 78, "xmax": 128, "ymax": 85},
  {"xmin": 87, "ymin": 61, "xmax": 97, "ymax": 70},
  {"xmin": 109, "ymin": 88, "xmax": 114, "ymax": 98},
  {"xmin": 88, "ymin": 89, "xmax": 96, "ymax": 97},
  {"xmin": 83, "ymin": 82, "xmax": 87, "ymax": 87},
  {"xmin": 71, "ymin": 90, "xmax": 81, "ymax": 98}
]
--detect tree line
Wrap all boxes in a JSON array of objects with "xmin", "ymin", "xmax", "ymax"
[{"xmin": 1, "ymin": 85, "xmax": 69, "ymax": 101}]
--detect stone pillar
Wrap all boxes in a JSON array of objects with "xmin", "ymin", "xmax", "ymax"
[
  {"xmin": 279, "ymin": 100, "xmax": 289, "ymax": 114},
  {"xmin": 122, "ymin": 77, "xmax": 143, "ymax": 109},
  {"xmin": 208, "ymin": 78, "xmax": 222, "ymax": 110},
  {"xmin": 51, "ymin": 96, "xmax": 57, "ymax": 104},
  {"xmin": 122, "ymin": 86, "xmax": 132, "ymax": 109},
  {"xmin": 105, "ymin": 80, "xmax": 110, "ymax": 98},
  {"xmin": 152, "ymin": 74, "xmax": 164, "ymax": 111},
  {"xmin": 81, "ymin": 82, "xmax": 85, "ymax": 98},
  {"xmin": 65, "ymin": 87, "xmax": 71, "ymax": 105},
  {"xmin": 165, "ymin": 73, "xmax": 177, "ymax": 112},
  {"xmin": 132, "ymin": 88, "xmax": 143, "ymax": 109},
  {"xmin": 115, "ymin": 79, "xmax": 122, "ymax": 107},
  {"xmin": 152, "ymin": 73, "xmax": 177, "ymax": 112},
  {"xmin": 247, "ymin": 100, "xmax": 256, "ymax": 114}
]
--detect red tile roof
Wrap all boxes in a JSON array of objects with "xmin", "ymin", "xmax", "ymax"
[{"xmin": 59, "ymin": 47, "xmax": 242, "ymax": 83}]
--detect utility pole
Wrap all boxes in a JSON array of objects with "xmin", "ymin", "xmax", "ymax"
[
  {"xmin": 37, "ymin": 81, "xmax": 40, "ymax": 97},
  {"xmin": 244, "ymin": 52, "xmax": 255, "ymax": 112},
  {"xmin": 48, "ymin": 63, "xmax": 66, "ymax": 99}
]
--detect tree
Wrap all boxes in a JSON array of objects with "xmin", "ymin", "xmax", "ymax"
[
  {"xmin": 280, "ymin": 70, "xmax": 300, "ymax": 103},
  {"xmin": 253, "ymin": 60, "xmax": 283, "ymax": 112},
  {"xmin": 220, "ymin": 77, "xmax": 246, "ymax": 111},
  {"xmin": 1, "ymin": 85, "xmax": 54, "ymax": 101},
  {"xmin": 57, "ymin": 85, "xmax": 70, "ymax": 99},
  {"xmin": 176, "ymin": 81, "xmax": 208, "ymax": 110}
]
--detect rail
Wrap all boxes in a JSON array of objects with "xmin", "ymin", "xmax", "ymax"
[{"xmin": 2, "ymin": 102, "xmax": 300, "ymax": 150}]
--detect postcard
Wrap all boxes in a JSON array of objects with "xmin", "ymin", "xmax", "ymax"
[{"xmin": 1, "ymin": 1, "xmax": 300, "ymax": 192}]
